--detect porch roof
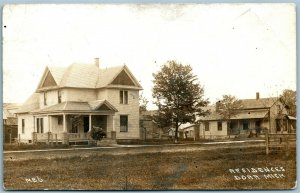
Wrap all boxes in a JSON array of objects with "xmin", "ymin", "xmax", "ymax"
[
  {"xmin": 230, "ymin": 110, "xmax": 268, "ymax": 120},
  {"xmin": 31, "ymin": 100, "xmax": 118, "ymax": 114},
  {"xmin": 276, "ymin": 114, "xmax": 297, "ymax": 120},
  {"xmin": 199, "ymin": 110, "xmax": 269, "ymax": 121}
]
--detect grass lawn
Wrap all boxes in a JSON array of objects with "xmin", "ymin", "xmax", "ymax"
[{"xmin": 3, "ymin": 147, "xmax": 296, "ymax": 190}]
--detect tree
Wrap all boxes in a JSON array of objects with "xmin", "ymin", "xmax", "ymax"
[
  {"xmin": 139, "ymin": 92, "xmax": 149, "ymax": 113},
  {"xmin": 216, "ymin": 95, "xmax": 243, "ymax": 133},
  {"xmin": 279, "ymin": 89, "xmax": 296, "ymax": 117},
  {"xmin": 152, "ymin": 60, "xmax": 209, "ymax": 143},
  {"xmin": 216, "ymin": 95, "xmax": 243, "ymax": 119}
]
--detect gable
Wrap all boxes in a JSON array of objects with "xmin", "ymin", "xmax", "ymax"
[
  {"xmin": 41, "ymin": 71, "xmax": 57, "ymax": 88},
  {"xmin": 96, "ymin": 104, "xmax": 112, "ymax": 111},
  {"xmin": 111, "ymin": 70, "xmax": 136, "ymax": 86}
]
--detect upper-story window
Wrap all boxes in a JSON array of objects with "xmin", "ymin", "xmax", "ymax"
[
  {"xmin": 44, "ymin": 92, "xmax": 47, "ymax": 106},
  {"xmin": 120, "ymin": 90, "xmax": 128, "ymax": 104},
  {"xmin": 58, "ymin": 90, "xmax": 62, "ymax": 103}
]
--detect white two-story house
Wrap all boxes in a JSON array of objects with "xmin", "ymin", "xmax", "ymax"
[{"xmin": 16, "ymin": 58, "xmax": 143, "ymax": 144}]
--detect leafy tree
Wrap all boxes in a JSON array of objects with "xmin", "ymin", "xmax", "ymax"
[
  {"xmin": 152, "ymin": 60, "xmax": 209, "ymax": 143},
  {"xmin": 216, "ymin": 95, "xmax": 243, "ymax": 120},
  {"xmin": 139, "ymin": 92, "xmax": 149, "ymax": 113},
  {"xmin": 279, "ymin": 89, "xmax": 296, "ymax": 117},
  {"xmin": 216, "ymin": 95, "xmax": 243, "ymax": 133}
]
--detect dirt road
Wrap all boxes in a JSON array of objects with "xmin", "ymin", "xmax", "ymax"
[{"xmin": 4, "ymin": 140, "xmax": 266, "ymax": 161}]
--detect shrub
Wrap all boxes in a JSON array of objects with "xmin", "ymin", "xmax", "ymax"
[{"xmin": 91, "ymin": 127, "xmax": 106, "ymax": 141}]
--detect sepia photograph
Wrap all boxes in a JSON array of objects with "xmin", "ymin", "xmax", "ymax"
[{"xmin": 2, "ymin": 3, "xmax": 297, "ymax": 190}]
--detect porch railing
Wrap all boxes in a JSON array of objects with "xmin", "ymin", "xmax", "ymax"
[
  {"xmin": 34, "ymin": 132, "xmax": 90, "ymax": 144},
  {"xmin": 68, "ymin": 133, "xmax": 89, "ymax": 140}
]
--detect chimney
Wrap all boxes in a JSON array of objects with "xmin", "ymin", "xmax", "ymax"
[
  {"xmin": 256, "ymin": 92, "xmax": 260, "ymax": 100},
  {"xmin": 94, "ymin": 58, "xmax": 100, "ymax": 68},
  {"xmin": 216, "ymin": 101, "xmax": 220, "ymax": 112}
]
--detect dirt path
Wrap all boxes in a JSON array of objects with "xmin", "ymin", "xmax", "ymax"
[{"xmin": 4, "ymin": 140, "xmax": 266, "ymax": 161}]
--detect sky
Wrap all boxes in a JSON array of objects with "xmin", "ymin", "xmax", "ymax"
[{"xmin": 2, "ymin": 4, "xmax": 296, "ymax": 110}]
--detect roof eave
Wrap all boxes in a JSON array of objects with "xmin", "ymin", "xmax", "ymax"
[
  {"xmin": 30, "ymin": 110, "xmax": 117, "ymax": 115},
  {"xmin": 36, "ymin": 86, "xmax": 61, "ymax": 92},
  {"xmin": 104, "ymin": 85, "xmax": 143, "ymax": 90}
]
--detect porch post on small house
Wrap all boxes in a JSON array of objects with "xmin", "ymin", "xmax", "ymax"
[{"xmin": 89, "ymin": 114, "xmax": 92, "ymax": 132}]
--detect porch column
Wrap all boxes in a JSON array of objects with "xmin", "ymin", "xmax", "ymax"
[
  {"xmin": 63, "ymin": 114, "xmax": 67, "ymax": 132},
  {"xmin": 62, "ymin": 114, "xmax": 68, "ymax": 145},
  {"xmin": 112, "ymin": 115, "xmax": 115, "ymax": 132},
  {"xmin": 89, "ymin": 114, "xmax": 92, "ymax": 132},
  {"xmin": 48, "ymin": 115, "xmax": 51, "ymax": 132},
  {"xmin": 33, "ymin": 116, "xmax": 36, "ymax": 132},
  {"xmin": 111, "ymin": 115, "xmax": 116, "ymax": 139},
  {"xmin": 32, "ymin": 116, "xmax": 37, "ymax": 143}
]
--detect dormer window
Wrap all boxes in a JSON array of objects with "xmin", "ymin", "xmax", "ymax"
[
  {"xmin": 120, "ymin": 90, "xmax": 128, "ymax": 104},
  {"xmin": 44, "ymin": 92, "xmax": 47, "ymax": 106},
  {"xmin": 58, "ymin": 90, "xmax": 62, "ymax": 103}
]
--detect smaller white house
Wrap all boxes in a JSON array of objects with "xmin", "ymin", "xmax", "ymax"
[
  {"xmin": 179, "ymin": 123, "xmax": 198, "ymax": 140},
  {"xmin": 180, "ymin": 93, "xmax": 296, "ymax": 140}
]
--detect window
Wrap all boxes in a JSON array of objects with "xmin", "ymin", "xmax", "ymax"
[
  {"xmin": 58, "ymin": 116, "xmax": 63, "ymax": 125},
  {"xmin": 205, "ymin": 122, "xmax": 209, "ymax": 131},
  {"xmin": 58, "ymin": 90, "xmax": 62, "ymax": 103},
  {"xmin": 124, "ymin": 91, "xmax": 128, "ymax": 104},
  {"xmin": 276, "ymin": 120, "xmax": 281, "ymax": 132},
  {"xmin": 120, "ymin": 91, "xmax": 123, "ymax": 104},
  {"xmin": 218, "ymin": 122, "xmax": 222, "ymax": 131},
  {"xmin": 119, "ymin": 90, "xmax": 128, "ymax": 104},
  {"xmin": 283, "ymin": 119, "xmax": 287, "ymax": 131},
  {"xmin": 37, "ymin": 118, "xmax": 44, "ymax": 133},
  {"xmin": 255, "ymin": 120, "xmax": 261, "ymax": 128},
  {"xmin": 44, "ymin": 92, "xmax": 47, "ymax": 105},
  {"xmin": 120, "ymin": 115, "xmax": 128, "ymax": 132},
  {"xmin": 243, "ymin": 121, "xmax": 249, "ymax": 130},
  {"xmin": 22, "ymin": 119, "xmax": 25, "ymax": 134}
]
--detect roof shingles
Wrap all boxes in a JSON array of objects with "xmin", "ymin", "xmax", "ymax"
[{"xmin": 199, "ymin": 98, "xmax": 278, "ymax": 121}]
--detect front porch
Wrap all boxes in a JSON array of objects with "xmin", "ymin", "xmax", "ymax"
[
  {"xmin": 228, "ymin": 118, "xmax": 268, "ymax": 137},
  {"xmin": 32, "ymin": 113, "xmax": 117, "ymax": 145}
]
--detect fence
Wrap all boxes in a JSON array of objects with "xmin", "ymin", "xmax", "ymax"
[{"xmin": 265, "ymin": 129, "xmax": 296, "ymax": 155}]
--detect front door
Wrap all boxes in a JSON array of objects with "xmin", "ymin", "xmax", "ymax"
[{"xmin": 83, "ymin": 116, "xmax": 89, "ymax": 133}]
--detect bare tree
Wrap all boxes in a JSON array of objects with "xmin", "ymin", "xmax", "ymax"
[{"xmin": 139, "ymin": 92, "xmax": 149, "ymax": 113}]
